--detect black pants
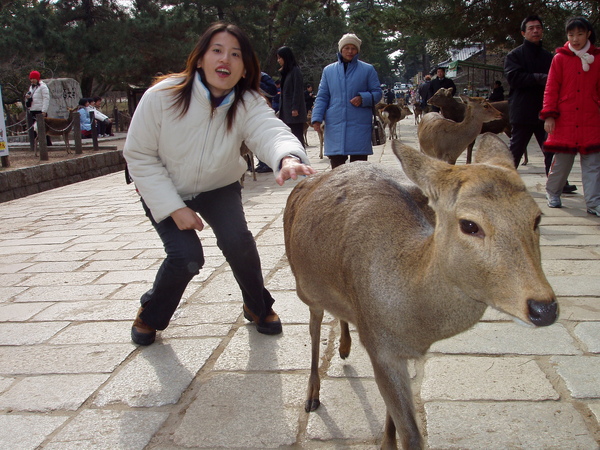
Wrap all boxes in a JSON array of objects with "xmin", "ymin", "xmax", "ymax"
[
  {"xmin": 139, "ymin": 182, "xmax": 274, "ymax": 330},
  {"xmin": 288, "ymin": 122, "xmax": 306, "ymax": 147},
  {"xmin": 509, "ymin": 121, "xmax": 553, "ymax": 174},
  {"xmin": 29, "ymin": 110, "xmax": 52, "ymax": 145},
  {"xmin": 329, "ymin": 154, "xmax": 368, "ymax": 170}
]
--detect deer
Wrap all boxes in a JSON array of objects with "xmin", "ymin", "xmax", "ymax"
[
  {"xmin": 378, "ymin": 104, "xmax": 412, "ymax": 139},
  {"xmin": 33, "ymin": 108, "xmax": 77, "ymax": 156},
  {"xmin": 418, "ymin": 95, "xmax": 502, "ymax": 164},
  {"xmin": 283, "ymin": 134, "xmax": 558, "ymax": 449},
  {"xmin": 412, "ymin": 102, "xmax": 424, "ymax": 125},
  {"xmin": 304, "ymin": 109, "xmax": 324, "ymax": 159},
  {"xmin": 428, "ymin": 88, "xmax": 516, "ymax": 164}
]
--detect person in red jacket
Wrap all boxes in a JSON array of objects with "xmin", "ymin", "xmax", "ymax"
[{"xmin": 541, "ymin": 17, "xmax": 600, "ymax": 216}]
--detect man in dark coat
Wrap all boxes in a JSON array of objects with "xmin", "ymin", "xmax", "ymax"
[
  {"xmin": 428, "ymin": 67, "xmax": 457, "ymax": 112},
  {"xmin": 504, "ymin": 14, "xmax": 554, "ymax": 171},
  {"xmin": 505, "ymin": 14, "xmax": 576, "ymax": 192}
]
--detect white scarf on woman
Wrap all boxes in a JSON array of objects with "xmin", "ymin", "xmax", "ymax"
[{"xmin": 568, "ymin": 40, "xmax": 594, "ymax": 72}]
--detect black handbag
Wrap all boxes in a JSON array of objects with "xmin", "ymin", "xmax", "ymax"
[{"xmin": 371, "ymin": 94, "xmax": 386, "ymax": 146}]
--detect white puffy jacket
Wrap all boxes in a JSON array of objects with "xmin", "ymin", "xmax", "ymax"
[
  {"xmin": 27, "ymin": 81, "xmax": 50, "ymax": 113},
  {"xmin": 124, "ymin": 74, "xmax": 309, "ymax": 223}
]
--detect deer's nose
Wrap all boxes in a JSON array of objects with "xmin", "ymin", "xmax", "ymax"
[{"xmin": 527, "ymin": 299, "xmax": 558, "ymax": 327}]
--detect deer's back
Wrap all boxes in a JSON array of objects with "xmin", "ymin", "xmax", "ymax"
[{"xmin": 284, "ymin": 162, "xmax": 434, "ymax": 315}]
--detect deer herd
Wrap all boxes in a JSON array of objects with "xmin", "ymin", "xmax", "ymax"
[{"xmin": 290, "ymin": 89, "xmax": 559, "ymax": 449}]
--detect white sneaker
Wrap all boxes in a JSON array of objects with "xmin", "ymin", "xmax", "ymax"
[
  {"xmin": 546, "ymin": 194, "xmax": 562, "ymax": 208},
  {"xmin": 587, "ymin": 205, "xmax": 600, "ymax": 216}
]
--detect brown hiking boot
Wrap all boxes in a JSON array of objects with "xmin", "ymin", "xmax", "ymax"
[
  {"xmin": 243, "ymin": 304, "xmax": 282, "ymax": 335},
  {"xmin": 131, "ymin": 307, "xmax": 156, "ymax": 345}
]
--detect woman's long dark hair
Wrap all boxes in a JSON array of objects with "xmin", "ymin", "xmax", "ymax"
[
  {"xmin": 158, "ymin": 22, "xmax": 261, "ymax": 130},
  {"xmin": 276, "ymin": 46, "xmax": 299, "ymax": 78}
]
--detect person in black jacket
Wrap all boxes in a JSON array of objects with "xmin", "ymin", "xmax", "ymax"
[
  {"xmin": 418, "ymin": 75, "xmax": 432, "ymax": 111},
  {"xmin": 277, "ymin": 46, "xmax": 307, "ymax": 147},
  {"xmin": 488, "ymin": 80, "xmax": 505, "ymax": 101},
  {"xmin": 428, "ymin": 67, "xmax": 456, "ymax": 112},
  {"xmin": 505, "ymin": 14, "xmax": 576, "ymax": 193}
]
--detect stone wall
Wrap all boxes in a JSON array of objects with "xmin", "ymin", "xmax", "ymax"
[{"xmin": 0, "ymin": 150, "xmax": 126, "ymax": 203}]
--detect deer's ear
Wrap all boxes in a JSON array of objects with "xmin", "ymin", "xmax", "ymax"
[
  {"xmin": 392, "ymin": 140, "xmax": 450, "ymax": 202},
  {"xmin": 473, "ymin": 133, "xmax": 516, "ymax": 170}
]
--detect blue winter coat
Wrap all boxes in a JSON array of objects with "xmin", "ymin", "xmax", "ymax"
[{"xmin": 312, "ymin": 53, "xmax": 382, "ymax": 156}]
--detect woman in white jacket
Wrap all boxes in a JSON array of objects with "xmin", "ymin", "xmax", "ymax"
[{"xmin": 124, "ymin": 22, "xmax": 315, "ymax": 345}]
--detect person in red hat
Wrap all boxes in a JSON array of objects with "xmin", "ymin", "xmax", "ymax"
[{"xmin": 25, "ymin": 70, "xmax": 52, "ymax": 145}]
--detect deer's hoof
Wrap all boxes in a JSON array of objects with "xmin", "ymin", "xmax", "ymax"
[{"xmin": 305, "ymin": 398, "xmax": 320, "ymax": 412}]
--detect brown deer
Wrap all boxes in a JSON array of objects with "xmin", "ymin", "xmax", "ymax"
[
  {"xmin": 412, "ymin": 102, "xmax": 425, "ymax": 125},
  {"xmin": 379, "ymin": 104, "xmax": 412, "ymax": 139},
  {"xmin": 428, "ymin": 88, "xmax": 516, "ymax": 164},
  {"xmin": 418, "ymin": 95, "xmax": 502, "ymax": 164},
  {"xmin": 283, "ymin": 134, "xmax": 558, "ymax": 449},
  {"xmin": 34, "ymin": 108, "xmax": 77, "ymax": 156},
  {"xmin": 304, "ymin": 109, "xmax": 324, "ymax": 159}
]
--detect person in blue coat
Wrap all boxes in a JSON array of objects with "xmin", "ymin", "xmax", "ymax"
[{"xmin": 311, "ymin": 33, "xmax": 382, "ymax": 169}]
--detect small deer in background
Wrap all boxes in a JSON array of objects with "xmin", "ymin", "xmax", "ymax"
[
  {"xmin": 377, "ymin": 104, "xmax": 412, "ymax": 139},
  {"xmin": 34, "ymin": 108, "xmax": 77, "ymax": 156},
  {"xmin": 284, "ymin": 134, "xmax": 557, "ymax": 449},
  {"xmin": 418, "ymin": 95, "xmax": 502, "ymax": 164},
  {"xmin": 428, "ymin": 88, "xmax": 514, "ymax": 164}
]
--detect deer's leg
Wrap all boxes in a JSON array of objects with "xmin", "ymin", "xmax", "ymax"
[
  {"xmin": 339, "ymin": 320, "xmax": 352, "ymax": 359},
  {"xmin": 523, "ymin": 148, "xmax": 529, "ymax": 165},
  {"xmin": 370, "ymin": 355, "xmax": 422, "ymax": 450},
  {"xmin": 305, "ymin": 307, "xmax": 324, "ymax": 412},
  {"xmin": 466, "ymin": 140, "xmax": 475, "ymax": 164},
  {"xmin": 381, "ymin": 412, "xmax": 397, "ymax": 450},
  {"xmin": 64, "ymin": 133, "xmax": 71, "ymax": 154}
]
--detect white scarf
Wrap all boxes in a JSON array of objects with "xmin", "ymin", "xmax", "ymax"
[{"xmin": 568, "ymin": 40, "xmax": 594, "ymax": 72}]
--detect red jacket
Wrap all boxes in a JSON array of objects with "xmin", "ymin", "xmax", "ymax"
[{"xmin": 540, "ymin": 42, "xmax": 600, "ymax": 154}]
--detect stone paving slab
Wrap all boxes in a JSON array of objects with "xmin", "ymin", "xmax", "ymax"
[
  {"xmin": 45, "ymin": 410, "xmax": 169, "ymax": 450},
  {"xmin": 425, "ymin": 402, "xmax": 597, "ymax": 449},
  {"xmin": 94, "ymin": 338, "xmax": 222, "ymax": 407},
  {"xmin": 429, "ymin": 322, "xmax": 581, "ymax": 355},
  {"xmin": 172, "ymin": 373, "xmax": 305, "ymax": 448},
  {"xmin": 421, "ymin": 356, "xmax": 558, "ymax": 401},
  {"xmin": 0, "ymin": 125, "xmax": 598, "ymax": 448},
  {"xmin": 0, "ymin": 373, "xmax": 109, "ymax": 412},
  {"xmin": 551, "ymin": 356, "xmax": 600, "ymax": 398}
]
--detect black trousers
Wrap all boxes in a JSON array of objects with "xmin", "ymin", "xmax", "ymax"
[
  {"xmin": 509, "ymin": 121, "xmax": 553, "ymax": 174},
  {"xmin": 139, "ymin": 182, "xmax": 274, "ymax": 330},
  {"xmin": 329, "ymin": 154, "xmax": 368, "ymax": 170}
]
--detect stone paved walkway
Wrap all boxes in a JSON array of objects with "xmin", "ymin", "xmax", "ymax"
[{"xmin": 1, "ymin": 117, "xmax": 599, "ymax": 449}]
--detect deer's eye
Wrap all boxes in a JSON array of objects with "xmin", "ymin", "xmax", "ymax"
[{"xmin": 460, "ymin": 219, "xmax": 484, "ymax": 237}]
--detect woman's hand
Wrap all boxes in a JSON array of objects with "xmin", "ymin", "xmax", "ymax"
[
  {"xmin": 544, "ymin": 117, "xmax": 555, "ymax": 134},
  {"xmin": 312, "ymin": 122, "xmax": 322, "ymax": 132},
  {"xmin": 291, "ymin": 109, "xmax": 299, "ymax": 117},
  {"xmin": 350, "ymin": 96, "xmax": 362, "ymax": 107},
  {"xmin": 276, "ymin": 156, "xmax": 316, "ymax": 186},
  {"xmin": 170, "ymin": 207, "xmax": 204, "ymax": 231}
]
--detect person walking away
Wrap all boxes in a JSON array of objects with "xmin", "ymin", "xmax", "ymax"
[
  {"xmin": 428, "ymin": 67, "xmax": 456, "ymax": 112},
  {"xmin": 541, "ymin": 17, "xmax": 600, "ymax": 216},
  {"xmin": 25, "ymin": 70, "xmax": 52, "ymax": 146},
  {"xmin": 417, "ymin": 74, "xmax": 432, "ymax": 113},
  {"xmin": 123, "ymin": 22, "xmax": 315, "ymax": 345},
  {"xmin": 276, "ymin": 46, "xmax": 307, "ymax": 148},
  {"xmin": 488, "ymin": 80, "xmax": 505, "ymax": 101},
  {"xmin": 311, "ymin": 33, "xmax": 382, "ymax": 169}
]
